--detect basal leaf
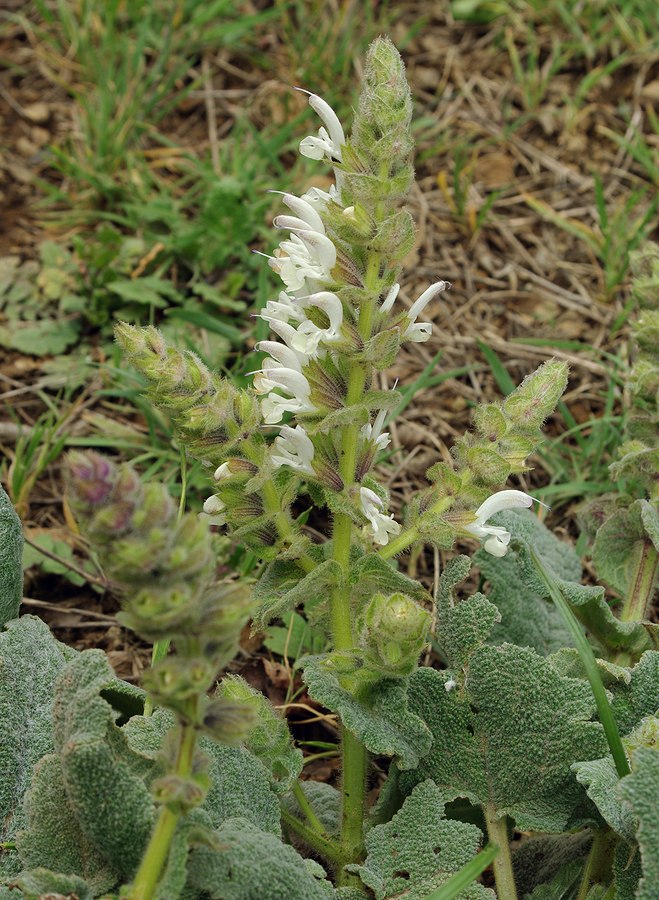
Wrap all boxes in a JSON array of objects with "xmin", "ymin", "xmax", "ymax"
[
  {"xmin": 301, "ymin": 655, "xmax": 432, "ymax": 769},
  {"xmin": 186, "ymin": 817, "xmax": 335, "ymax": 899},
  {"xmin": 610, "ymin": 651, "xmax": 659, "ymax": 735},
  {"xmin": 475, "ymin": 512, "xmax": 572, "ymax": 655},
  {"xmin": 0, "ymin": 485, "xmax": 23, "ymax": 626},
  {"xmin": 403, "ymin": 646, "xmax": 608, "ymax": 832},
  {"xmin": 5, "ymin": 867, "xmax": 93, "ymax": 900},
  {"xmin": 511, "ymin": 831, "xmax": 592, "ymax": 898},
  {"xmin": 282, "ymin": 781, "xmax": 341, "ymax": 837},
  {"xmin": 0, "ymin": 616, "xmax": 76, "ymax": 846},
  {"xmin": 349, "ymin": 780, "xmax": 494, "ymax": 900},
  {"xmin": 573, "ymin": 756, "xmax": 636, "ymax": 841},
  {"xmin": 618, "ymin": 747, "xmax": 659, "ymax": 900},
  {"xmin": 350, "ymin": 553, "xmax": 429, "ymax": 605},
  {"xmin": 253, "ymin": 559, "xmax": 342, "ymax": 631}
]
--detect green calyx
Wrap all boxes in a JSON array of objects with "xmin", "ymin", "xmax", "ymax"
[{"xmin": 359, "ymin": 591, "xmax": 431, "ymax": 675}]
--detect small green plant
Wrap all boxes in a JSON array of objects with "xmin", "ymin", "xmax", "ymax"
[{"xmin": 1, "ymin": 37, "xmax": 657, "ymax": 900}]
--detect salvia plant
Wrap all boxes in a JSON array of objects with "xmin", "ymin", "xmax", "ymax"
[{"xmin": 1, "ymin": 37, "xmax": 658, "ymax": 900}]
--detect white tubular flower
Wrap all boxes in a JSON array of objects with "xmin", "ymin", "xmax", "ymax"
[
  {"xmin": 259, "ymin": 292, "xmax": 306, "ymax": 325},
  {"xmin": 464, "ymin": 489, "xmax": 545, "ymax": 557},
  {"xmin": 270, "ymin": 231, "xmax": 337, "ymax": 292},
  {"xmin": 402, "ymin": 281, "xmax": 450, "ymax": 343},
  {"xmin": 380, "ymin": 282, "xmax": 400, "ymax": 314},
  {"xmin": 261, "ymin": 391, "xmax": 317, "ymax": 424},
  {"xmin": 361, "ymin": 409, "xmax": 391, "ymax": 452},
  {"xmin": 297, "ymin": 90, "xmax": 345, "ymax": 161},
  {"xmin": 200, "ymin": 494, "xmax": 226, "ymax": 527},
  {"xmin": 269, "ymin": 191, "xmax": 326, "ymax": 233},
  {"xmin": 301, "ymin": 184, "xmax": 342, "ymax": 211},
  {"xmin": 253, "ymin": 364, "xmax": 310, "ymax": 397},
  {"xmin": 360, "ymin": 486, "xmax": 401, "ymax": 547},
  {"xmin": 214, "ymin": 462, "xmax": 231, "ymax": 481},
  {"xmin": 271, "ymin": 425, "xmax": 315, "ymax": 476},
  {"xmin": 291, "ymin": 291, "xmax": 344, "ymax": 357}
]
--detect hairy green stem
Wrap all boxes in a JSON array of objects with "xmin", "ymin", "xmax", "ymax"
[
  {"xmin": 379, "ymin": 496, "xmax": 453, "ymax": 561},
  {"xmin": 281, "ymin": 809, "xmax": 342, "ymax": 865},
  {"xmin": 483, "ymin": 806, "xmax": 517, "ymax": 900},
  {"xmin": 576, "ymin": 827, "xmax": 616, "ymax": 900},
  {"xmin": 531, "ymin": 550, "xmax": 630, "ymax": 777},
  {"xmin": 292, "ymin": 780, "xmax": 326, "ymax": 835},
  {"xmin": 423, "ymin": 843, "xmax": 499, "ymax": 900},
  {"xmin": 128, "ymin": 713, "xmax": 198, "ymax": 899}
]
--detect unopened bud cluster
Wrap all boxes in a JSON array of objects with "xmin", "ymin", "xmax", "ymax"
[{"xmin": 65, "ymin": 451, "xmax": 254, "ymax": 751}]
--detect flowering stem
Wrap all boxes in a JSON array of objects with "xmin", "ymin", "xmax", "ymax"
[
  {"xmin": 280, "ymin": 809, "xmax": 342, "ymax": 866},
  {"xmin": 483, "ymin": 806, "xmax": 517, "ymax": 900},
  {"xmin": 128, "ymin": 706, "xmax": 198, "ymax": 900},
  {"xmin": 614, "ymin": 538, "xmax": 658, "ymax": 666},
  {"xmin": 576, "ymin": 827, "xmax": 616, "ymax": 900},
  {"xmin": 291, "ymin": 780, "xmax": 326, "ymax": 834},
  {"xmin": 378, "ymin": 496, "xmax": 454, "ymax": 561},
  {"xmin": 530, "ymin": 550, "xmax": 630, "ymax": 778}
]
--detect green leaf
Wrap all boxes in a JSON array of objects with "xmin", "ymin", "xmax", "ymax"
[
  {"xmin": 281, "ymin": 781, "xmax": 341, "ymax": 836},
  {"xmin": 0, "ymin": 616, "xmax": 76, "ymax": 847},
  {"xmin": 618, "ymin": 747, "xmax": 659, "ymax": 900},
  {"xmin": 123, "ymin": 707, "xmax": 282, "ymax": 836},
  {"xmin": 348, "ymin": 780, "xmax": 494, "ymax": 899},
  {"xmin": 0, "ymin": 485, "xmax": 23, "ymax": 626},
  {"xmin": 573, "ymin": 755, "xmax": 636, "ymax": 841},
  {"xmin": 18, "ymin": 650, "xmax": 155, "ymax": 885},
  {"xmin": 186, "ymin": 817, "xmax": 335, "ymax": 899},
  {"xmin": 593, "ymin": 500, "xmax": 659, "ymax": 596},
  {"xmin": 107, "ymin": 276, "xmax": 182, "ymax": 307},
  {"xmin": 434, "ymin": 556, "xmax": 500, "ymax": 669},
  {"xmin": 22, "ymin": 533, "xmax": 85, "ymax": 587},
  {"xmin": 350, "ymin": 553, "xmax": 430, "ymax": 605},
  {"xmin": 5, "ymin": 867, "xmax": 93, "ymax": 900},
  {"xmin": 524, "ymin": 862, "xmax": 583, "ymax": 899},
  {"xmin": 253, "ymin": 559, "xmax": 342, "ymax": 631},
  {"xmin": 403, "ymin": 646, "xmax": 608, "ymax": 832},
  {"xmin": 218, "ymin": 675, "xmax": 303, "ymax": 793},
  {"xmin": 475, "ymin": 512, "xmax": 573, "ymax": 656},
  {"xmin": 301, "ymin": 655, "xmax": 432, "ymax": 770},
  {"xmin": 264, "ymin": 611, "xmax": 326, "ymax": 661},
  {"xmin": 0, "ymin": 319, "xmax": 80, "ymax": 356},
  {"xmin": 610, "ymin": 651, "xmax": 659, "ymax": 735},
  {"xmin": 612, "ymin": 839, "xmax": 642, "ymax": 900}
]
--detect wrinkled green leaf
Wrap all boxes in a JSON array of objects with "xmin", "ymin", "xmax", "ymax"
[
  {"xmin": 0, "ymin": 616, "xmax": 76, "ymax": 846},
  {"xmin": 0, "ymin": 319, "xmax": 80, "ymax": 356},
  {"xmin": 612, "ymin": 839, "xmax": 642, "ymax": 900},
  {"xmin": 403, "ymin": 646, "xmax": 607, "ymax": 831},
  {"xmin": 475, "ymin": 513, "xmax": 573, "ymax": 655},
  {"xmin": 218, "ymin": 675, "xmax": 303, "ymax": 793},
  {"xmin": 349, "ymin": 780, "xmax": 494, "ymax": 899},
  {"xmin": 573, "ymin": 756, "xmax": 636, "ymax": 841},
  {"xmin": 301, "ymin": 655, "xmax": 432, "ymax": 770},
  {"xmin": 435, "ymin": 556, "xmax": 500, "ymax": 669},
  {"xmin": 282, "ymin": 781, "xmax": 341, "ymax": 836},
  {"xmin": 610, "ymin": 651, "xmax": 659, "ymax": 735},
  {"xmin": 4, "ymin": 867, "xmax": 93, "ymax": 900},
  {"xmin": 253, "ymin": 559, "xmax": 342, "ymax": 631},
  {"xmin": 0, "ymin": 485, "xmax": 23, "ymax": 626},
  {"xmin": 186, "ymin": 817, "xmax": 335, "ymax": 899},
  {"xmin": 350, "ymin": 553, "xmax": 429, "ymax": 605},
  {"xmin": 123, "ymin": 707, "xmax": 282, "ymax": 836},
  {"xmin": 618, "ymin": 747, "xmax": 659, "ymax": 900}
]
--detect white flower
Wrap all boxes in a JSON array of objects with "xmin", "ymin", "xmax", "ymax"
[
  {"xmin": 200, "ymin": 494, "xmax": 226, "ymax": 527},
  {"xmin": 464, "ymin": 489, "xmax": 546, "ymax": 557},
  {"xmin": 300, "ymin": 184, "xmax": 342, "ymax": 211},
  {"xmin": 361, "ymin": 409, "xmax": 390, "ymax": 452},
  {"xmin": 269, "ymin": 231, "xmax": 337, "ymax": 292},
  {"xmin": 214, "ymin": 462, "xmax": 231, "ymax": 481},
  {"xmin": 380, "ymin": 282, "xmax": 400, "ymax": 314},
  {"xmin": 297, "ymin": 90, "xmax": 345, "ymax": 161},
  {"xmin": 291, "ymin": 291, "xmax": 344, "ymax": 357},
  {"xmin": 402, "ymin": 281, "xmax": 450, "ymax": 342},
  {"xmin": 259, "ymin": 291, "xmax": 306, "ymax": 325},
  {"xmin": 271, "ymin": 425, "xmax": 315, "ymax": 476},
  {"xmin": 360, "ymin": 486, "xmax": 401, "ymax": 547},
  {"xmin": 270, "ymin": 191, "xmax": 326, "ymax": 233},
  {"xmin": 261, "ymin": 391, "xmax": 317, "ymax": 424}
]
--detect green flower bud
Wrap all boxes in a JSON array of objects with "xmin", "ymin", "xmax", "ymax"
[
  {"xmin": 201, "ymin": 696, "xmax": 257, "ymax": 746},
  {"xmin": 502, "ymin": 358, "xmax": 568, "ymax": 432},
  {"xmin": 359, "ymin": 592, "xmax": 430, "ymax": 675},
  {"xmin": 143, "ymin": 657, "xmax": 216, "ymax": 709},
  {"xmin": 151, "ymin": 774, "xmax": 208, "ymax": 813}
]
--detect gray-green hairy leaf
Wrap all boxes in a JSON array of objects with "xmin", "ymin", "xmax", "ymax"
[
  {"xmin": 252, "ymin": 558, "xmax": 342, "ymax": 631},
  {"xmin": 301, "ymin": 655, "xmax": 432, "ymax": 769},
  {"xmin": 617, "ymin": 747, "xmax": 659, "ymax": 900},
  {"xmin": 0, "ymin": 485, "xmax": 23, "ymax": 627},
  {"xmin": 348, "ymin": 780, "xmax": 494, "ymax": 899}
]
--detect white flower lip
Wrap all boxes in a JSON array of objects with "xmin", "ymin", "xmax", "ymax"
[
  {"xmin": 359, "ymin": 486, "xmax": 401, "ymax": 546},
  {"xmin": 200, "ymin": 494, "xmax": 226, "ymax": 527},
  {"xmin": 361, "ymin": 409, "xmax": 390, "ymax": 452},
  {"xmin": 271, "ymin": 424, "xmax": 315, "ymax": 476},
  {"xmin": 296, "ymin": 89, "xmax": 345, "ymax": 161},
  {"xmin": 403, "ymin": 281, "xmax": 450, "ymax": 343},
  {"xmin": 464, "ymin": 489, "xmax": 547, "ymax": 557}
]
